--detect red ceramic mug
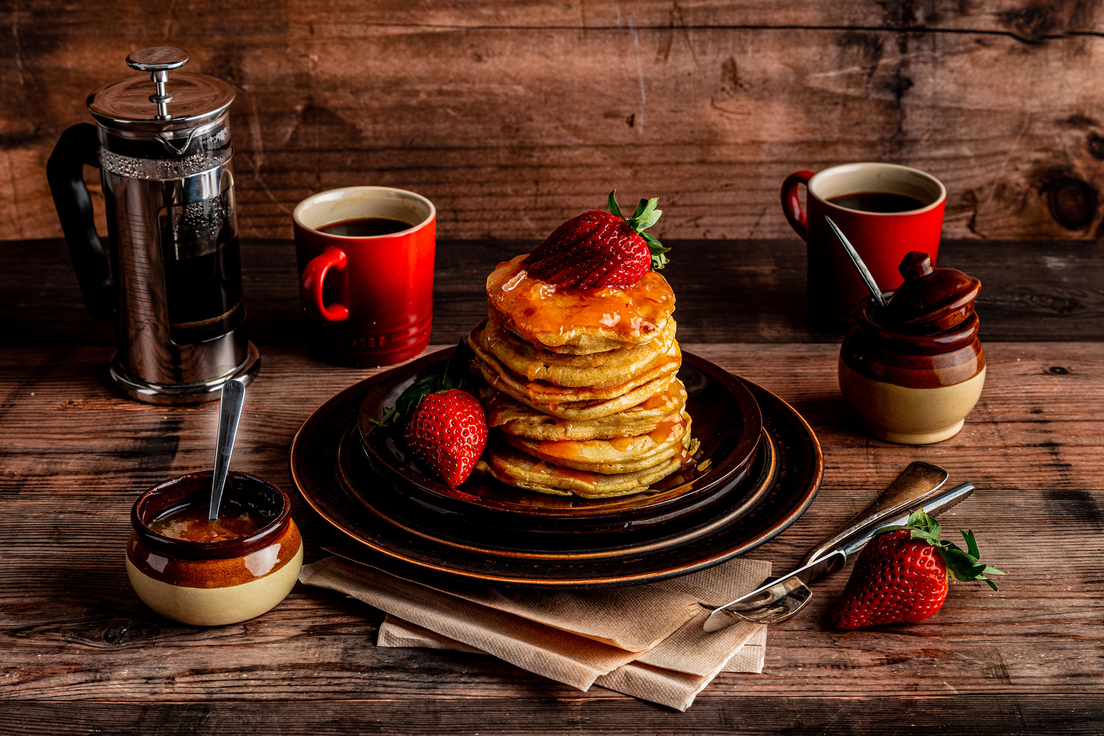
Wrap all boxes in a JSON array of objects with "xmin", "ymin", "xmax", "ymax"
[
  {"xmin": 294, "ymin": 187, "xmax": 436, "ymax": 366},
  {"xmin": 781, "ymin": 163, "xmax": 946, "ymax": 326}
]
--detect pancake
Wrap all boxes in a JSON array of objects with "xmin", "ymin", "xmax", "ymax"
[
  {"xmin": 471, "ymin": 356, "xmax": 678, "ymax": 421},
  {"xmin": 473, "ymin": 317, "xmax": 677, "ymax": 389},
  {"xmin": 501, "ymin": 412, "xmax": 692, "ymax": 475},
  {"xmin": 476, "ymin": 437, "xmax": 694, "ymax": 499},
  {"xmin": 482, "ymin": 378, "xmax": 689, "ymax": 441},
  {"xmin": 469, "ymin": 330, "xmax": 681, "ymax": 405},
  {"xmin": 468, "ymin": 244, "xmax": 694, "ymax": 499},
  {"xmin": 486, "ymin": 254, "xmax": 675, "ymax": 354}
]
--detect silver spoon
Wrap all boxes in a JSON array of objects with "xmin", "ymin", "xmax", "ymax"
[
  {"xmin": 824, "ymin": 215, "xmax": 889, "ymax": 311},
  {"xmin": 208, "ymin": 380, "xmax": 246, "ymax": 521}
]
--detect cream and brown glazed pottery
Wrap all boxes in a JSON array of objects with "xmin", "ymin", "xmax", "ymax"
[
  {"xmin": 127, "ymin": 471, "xmax": 303, "ymax": 626},
  {"xmin": 839, "ymin": 252, "xmax": 985, "ymax": 445}
]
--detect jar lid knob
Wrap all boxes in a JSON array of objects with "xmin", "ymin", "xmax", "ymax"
[
  {"xmin": 126, "ymin": 47, "xmax": 190, "ymax": 120},
  {"xmin": 899, "ymin": 251, "xmax": 934, "ymax": 281},
  {"xmin": 885, "ymin": 251, "xmax": 981, "ymax": 334}
]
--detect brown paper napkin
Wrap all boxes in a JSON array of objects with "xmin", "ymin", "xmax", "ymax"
[
  {"xmin": 377, "ymin": 615, "xmax": 767, "ymax": 674},
  {"xmin": 378, "ymin": 616, "xmax": 768, "ymax": 711},
  {"xmin": 299, "ymin": 555, "xmax": 769, "ymax": 710}
]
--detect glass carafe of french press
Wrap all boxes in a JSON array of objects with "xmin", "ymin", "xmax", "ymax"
[{"xmin": 47, "ymin": 47, "xmax": 259, "ymax": 404}]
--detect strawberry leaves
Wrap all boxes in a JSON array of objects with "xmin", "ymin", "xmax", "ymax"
[
  {"xmin": 608, "ymin": 190, "xmax": 670, "ymax": 270},
  {"xmin": 628, "ymin": 196, "xmax": 662, "ymax": 230},
  {"xmin": 643, "ymin": 233, "xmax": 670, "ymax": 270},
  {"xmin": 875, "ymin": 508, "xmax": 1006, "ymax": 590},
  {"xmin": 373, "ymin": 341, "xmax": 475, "ymax": 429},
  {"xmin": 607, "ymin": 191, "xmax": 626, "ymax": 219},
  {"xmin": 944, "ymin": 528, "xmax": 1006, "ymax": 590},
  {"xmin": 524, "ymin": 191, "xmax": 670, "ymax": 289}
]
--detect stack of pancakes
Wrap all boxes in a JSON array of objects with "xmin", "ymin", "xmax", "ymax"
[{"xmin": 468, "ymin": 254, "xmax": 697, "ymax": 499}]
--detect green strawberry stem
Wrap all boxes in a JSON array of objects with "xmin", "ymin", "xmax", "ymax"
[
  {"xmin": 608, "ymin": 190, "xmax": 670, "ymax": 270},
  {"xmin": 875, "ymin": 508, "xmax": 1006, "ymax": 590},
  {"xmin": 372, "ymin": 340, "xmax": 475, "ymax": 429}
]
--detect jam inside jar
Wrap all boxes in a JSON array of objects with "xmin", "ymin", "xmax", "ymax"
[
  {"xmin": 132, "ymin": 471, "xmax": 290, "ymax": 559},
  {"xmin": 128, "ymin": 470, "xmax": 303, "ymax": 626},
  {"xmin": 149, "ymin": 499, "xmax": 271, "ymax": 543}
]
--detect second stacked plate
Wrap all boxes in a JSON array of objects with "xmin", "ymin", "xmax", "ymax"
[
  {"xmin": 291, "ymin": 349, "xmax": 822, "ymax": 586},
  {"xmin": 357, "ymin": 350, "xmax": 766, "ymax": 538}
]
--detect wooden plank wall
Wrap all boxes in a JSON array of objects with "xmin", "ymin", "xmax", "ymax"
[{"xmin": 2, "ymin": 0, "xmax": 1103, "ymax": 243}]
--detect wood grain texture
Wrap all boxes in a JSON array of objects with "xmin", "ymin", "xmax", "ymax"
[
  {"xmin": 1, "ymin": 696, "xmax": 1103, "ymax": 735},
  {"xmin": 0, "ymin": 342, "xmax": 1101, "ymax": 720},
  {"xmin": 3, "ymin": 1, "xmax": 1104, "ymax": 242},
  {"xmin": 1, "ymin": 697, "xmax": 1104, "ymax": 735},
  {"xmin": 2, "ymin": 237, "xmax": 1102, "ymax": 348},
  {"xmin": 2, "ymin": 231, "xmax": 1102, "ymax": 732}
]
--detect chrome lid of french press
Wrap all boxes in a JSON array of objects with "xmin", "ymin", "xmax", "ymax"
[{"xmin": 86, "ymin": 47, "xmax": 235, "ymax": 135}]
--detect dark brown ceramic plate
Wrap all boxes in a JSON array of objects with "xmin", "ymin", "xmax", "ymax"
[
  {"xmin": 356, "ymin": 350, "xmax": 764, "ymax": 529},
  {"xmin": 290, "ymin": 352, "xmax": 823, "ymax": 587},
  {"xmin": 338, "ymin": 422, "xmax": 777, "ymax": 545}
]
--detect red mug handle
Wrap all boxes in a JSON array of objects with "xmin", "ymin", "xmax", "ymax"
[
  {"xmin": 300, "ymin": 246, "xmax": 350, "ymax": 322},
  {"xmin": 781, "ymin": 170, "xmax": 815, "ymax": 242}
]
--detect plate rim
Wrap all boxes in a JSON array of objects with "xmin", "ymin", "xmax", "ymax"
[
  {"xmin": 290, "ymin": 352, "xmax": 823, "ymax": 587},
  {"xmin": 356, "ymin": 350, "xmax": 764, "ymax": 519},
  {"xmin": 337, "ymin": 424, "xmax": 778, "ymax": 560}
]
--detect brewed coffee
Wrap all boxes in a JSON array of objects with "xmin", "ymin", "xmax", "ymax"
[
  {"xmin": 828, "ymin": 192, "xmax": 927, "ymax": 213},
  {"xmin": 159, "ymin": 191, "xmax": 245, "ymax": 344},
  {"xmin": 319, "ymin": 218, "xmax": 413, "ymax": 237}
]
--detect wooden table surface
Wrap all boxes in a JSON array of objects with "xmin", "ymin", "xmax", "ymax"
[{"xmin": 2, "ymin": 237, "xmax": 1102, "ymax": 733}]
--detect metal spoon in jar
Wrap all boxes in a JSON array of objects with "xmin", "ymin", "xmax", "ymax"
[
  {"xmin": 824, "ymin": 215, "xmax": 889, "ymax": 311},
  {"xmin": 209, "ymin": 379, "xmax": 246, "ymax": 521}
]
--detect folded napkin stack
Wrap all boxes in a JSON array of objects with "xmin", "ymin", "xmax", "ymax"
[{"xmin": 299, "ymin": 555, "xmax": 770, "ymax": 710}]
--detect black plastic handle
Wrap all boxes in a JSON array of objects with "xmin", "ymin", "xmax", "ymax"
[{"xmin": 46, "ymin": 123, "xmax": 114, "ymax": 324}]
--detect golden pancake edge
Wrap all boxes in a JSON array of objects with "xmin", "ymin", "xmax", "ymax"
[{"xmin": 469, "ymin": 251, "xmax": 694, "ymax": 499}]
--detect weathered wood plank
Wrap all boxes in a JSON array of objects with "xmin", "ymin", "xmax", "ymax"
[
  {"xmin": 1, "ymin": 237, "xmax": 1102, "ymax": 348},
  {"xmin": 2, "ymin": 2, "xmax": 1103, "ymax": 242},
  {"xmin": 0, "ymin": 231, "xmax": 1101, "ymax": 726},
  {"xmin": 0, "ymin": 499, "xmax": 1100, "ymax": 700},
  {"xmin": 0, "ymin": 342, "xmax": 1100, "ymax": 704},
  {"xmin": 7, "ymin": 0, "xmax": 1104, "ymax": 34},
  {"xmin": 1, "ymin": 695, "xmax": 1102, "ymax": 735},
  {"xmin": 1, "ymin": 342, "xmax": 1101, "ymax": 491}
]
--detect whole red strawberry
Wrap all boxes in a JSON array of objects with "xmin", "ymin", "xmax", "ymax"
[
  {"xmin": 832, "ymin": 509, "xmax": 1004, "ymax": 630},
  {"xmin": 523, "ymin": 191, "xmax": 670, "ymax": 289},
  {"xmin": 403, "ymin": 389, "xmax": 488, "ymax": 488},
  {"xmin": 372, "ymin": 342, "xmax": 488, "ymax": 488}
]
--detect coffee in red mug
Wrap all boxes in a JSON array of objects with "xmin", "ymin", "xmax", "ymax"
[
  {"xmin": 781, "ymin": 163, "xmax": 946, "ymax": 326},
  {"xmin": 294, "ymin": 187, "xmax": 435, "ymax": 366}
]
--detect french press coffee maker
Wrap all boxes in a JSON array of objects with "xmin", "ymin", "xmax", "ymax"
[{"xmin": 47, "ymin": 47, "xmax": 259, "ymax": 404}]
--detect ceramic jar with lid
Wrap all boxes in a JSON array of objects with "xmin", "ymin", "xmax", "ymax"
[
  {"xmin": 838, "ymin": 252, "xmax": 985, "ymax": 444},
  {"xmin": 127, "ymin": 471, "xmax": 303, "ymax": 626}
]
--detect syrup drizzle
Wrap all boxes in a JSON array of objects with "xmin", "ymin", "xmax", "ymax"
[
  {"xmin": 486, "ymin": 255, "xmax": 675, "ymax": 348},
  {"xmin": 533, "ymin": 414, "xmax": 686, "ymax": 458}
]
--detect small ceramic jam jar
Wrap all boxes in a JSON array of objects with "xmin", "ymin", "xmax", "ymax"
[
  {"xmin": 127, "ymin": 471, "xmax": 303, "ymax": 626},
  {"xmin": 839, "ymin": 252, "xmax": 985, "ymax": 444}
]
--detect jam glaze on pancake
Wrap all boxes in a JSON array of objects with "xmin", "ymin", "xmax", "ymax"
[
  {"xmin": 486, "ymin": 254, "xmax": 675, "ymax": 354},
  {"xmin": 474, "ymin": 317, "xmax": 678, "ymax": 388},
  {"xmin": 476, "ymin": 431, "xmax": 697, "ymax": 499},
  {"xmin": 470, "ymin": 249, "xmax": 693, "ymax": 499},
  {"xmin": 470, "ymin": 324, "xmax": 681, "ymax": 404},
  {"xmin": 471, "ymin": 355, "xmax": 678, "ymax": 421},
  {"xmin": 501, "ymin": 412, "xmax": 693, "ymax": 475},
  {"xmin": 480, "ymin": 378, "xmax": 689, "ymax": 441}
]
